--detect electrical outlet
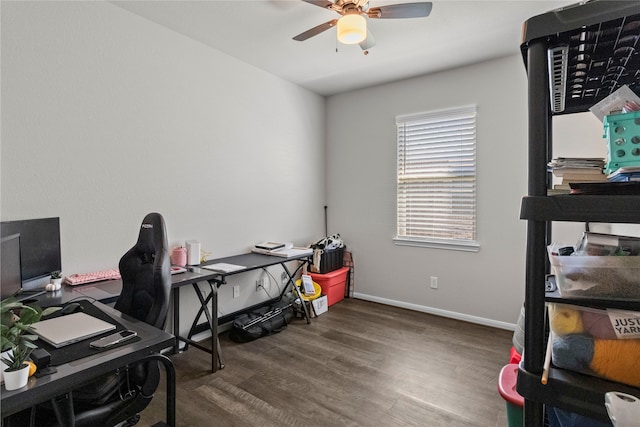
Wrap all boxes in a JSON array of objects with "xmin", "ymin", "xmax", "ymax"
[
  {"xmin": 233, "ymin": 285, "xmax": 240, "ymax": 298},
  {"xmin": 256, "ymin": 277, "xmax": 268, "ymax": 292},
  {"xmin": 430, "ymin": 276, "xmax": 438, "ymax": 289}
]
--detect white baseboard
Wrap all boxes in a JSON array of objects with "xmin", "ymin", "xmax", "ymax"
[
  {"xmin": 182, "ymin": 295, "xmax": 516, "ymax": 347},
  {"xmin": 352, "ymin": 292, "xmax": 516, "ymax": 331}
]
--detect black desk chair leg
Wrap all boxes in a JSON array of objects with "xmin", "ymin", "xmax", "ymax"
[{"xmin": 44, "ymin": 355, "xmax": 175, "ymax": 427}]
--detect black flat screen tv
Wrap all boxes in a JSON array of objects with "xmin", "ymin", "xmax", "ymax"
[{"xmin": 1, "ymin": 217, "xmax": 61, "ymax": 287}]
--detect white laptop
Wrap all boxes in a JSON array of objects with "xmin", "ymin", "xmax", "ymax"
[{"xmin": 31, "ymin": 312, "xmax": 116, "ymax": 348}]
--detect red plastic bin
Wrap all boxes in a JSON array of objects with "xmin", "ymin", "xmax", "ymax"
[
  {"xmin": 308, "ymin": 267, "xmax": 349, "ymax": 307},
  {"xmin": 498, "ymin": 364, "xmax": 524, "ymax": 427}
]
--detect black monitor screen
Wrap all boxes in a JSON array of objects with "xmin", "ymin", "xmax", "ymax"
[
  {"xmin": 1, "ymin": 217, "xmax": 61, "ymax": 285},
  {"xmin": 1, "ymin": 233, "xmax": 22, "ymax": 299}
]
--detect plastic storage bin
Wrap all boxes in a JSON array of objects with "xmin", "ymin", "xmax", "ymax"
[
  {"xmin": 315, "ymin": 247, "xmax": 344, "ymax": 274},
  {"xmin": 308, "ymin": 267, "xmax": 349, "ymax": 307},
  {"xmin": 549, "ymin": 303, "xmax": 640, "ymax": 388},
  {"xmin": 498, "ymin": 364, "xmax": 523, "ymax": 427},
  {"xmin": 548, "ymin": 253, "xmax": 640, "ymax": 300},
  {"xmin": 604, "ymin": 111, "xmax": 640, "ymax": 174}
]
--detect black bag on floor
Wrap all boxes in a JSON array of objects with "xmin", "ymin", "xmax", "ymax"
[{"xmin": 228, "ymin": 300, "xmax": 294, "ymax": 343}]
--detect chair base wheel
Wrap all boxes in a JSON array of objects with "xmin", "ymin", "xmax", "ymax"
[{"xmin": 125, "ymin": 414, "xmax": 140, "ymax": 426}]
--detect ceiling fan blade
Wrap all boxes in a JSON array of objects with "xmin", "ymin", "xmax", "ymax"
[
  {"xmin": 367, "ymin": 2, "xmax": 432, "ymax": 19},
  {"xmin": 300, "ymin": 0, "xmax": 335, "ymax": 10},
  {"xmin": 293, "ymin": 19, "xmax": 338, "ymax": 41},
  {"xmin": 359, "ymin": 30, "xmax": 376, "ymax": 51}
]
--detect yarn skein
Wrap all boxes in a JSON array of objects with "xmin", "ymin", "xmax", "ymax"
[
  {"xmin": 549, "ymin": 303, "xmax": 585, "ymax": 336},
  {"xmin": 582, "ymin": 310, "xmax": 617, "ymax": 339},
  {"xmin": 171, "ymin": 246, "xmax": 187, "ymax": 267},
  {"xmin": 591, "ymin": 339, "xmax": 640, "ymax": 387},
  {"xmin": 552, "ymin": 334, "xmax": 594, "ymax": 371}
]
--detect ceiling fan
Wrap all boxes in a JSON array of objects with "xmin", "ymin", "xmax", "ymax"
[{"xmin": 293, "ymin": 0, "xmax": 433, "ymax": 51}]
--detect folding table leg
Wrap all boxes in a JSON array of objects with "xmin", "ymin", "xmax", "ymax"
[
  {"xmin": 50, "ymin": 392, "xmax": 76, "ymax": 427},
  {"xmin": 280, "ymin": 261, "xmax": 312, "ymax": 323}
]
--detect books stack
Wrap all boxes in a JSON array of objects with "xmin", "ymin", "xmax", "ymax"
[
  {"xmin": 254, "ymin": 241, "xmax": 287, "ymax": 251},
  {"xmin": 548, "ymin": 157, "xmax": 607, "ymax": 190}
]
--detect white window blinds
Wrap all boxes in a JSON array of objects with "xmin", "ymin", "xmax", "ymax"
[{"xmin": 395, "ymin": 105, "xmax": 478, "ymax": 251}]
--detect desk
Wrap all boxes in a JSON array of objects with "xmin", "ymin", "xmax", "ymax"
[
  {"xmin": 34, "ymin": 280, "xmax": 123, "ymax": 307},
  {"xmin": 172, "ymin": 252, "xmax": 310, "ymax": 373},
  {"xmin": 0, "ymin": 301, "xmax": 176, "ymax": 426},
  {"xmin": 36, "ymin": 251, "xmax": 310, "ymax": 375}
]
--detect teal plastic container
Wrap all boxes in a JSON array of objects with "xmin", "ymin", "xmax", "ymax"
[{"xmin": 604, "ymin": 111, "xmax": 640, "ymax": 174}]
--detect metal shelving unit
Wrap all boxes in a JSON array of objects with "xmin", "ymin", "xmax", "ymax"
[{"xmin": 517, "ymin": 1, "xmax": 640, "ymax": 425}]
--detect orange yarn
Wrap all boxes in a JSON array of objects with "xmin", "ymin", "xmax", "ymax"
[{"xmin": 590, "ymin": 339, "xmax": 640, "ymax": 387}]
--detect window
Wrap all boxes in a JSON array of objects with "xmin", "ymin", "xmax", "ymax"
[{"xmin": 395, "ymin": 105, "xmax": 478, "ymax": 252}]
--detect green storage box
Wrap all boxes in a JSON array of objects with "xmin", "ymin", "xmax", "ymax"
[{"xmin": 604, "ymin": 111, "xmax": 640, "ymax": 174}]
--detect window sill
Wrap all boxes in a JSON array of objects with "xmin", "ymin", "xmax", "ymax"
[{"xmin": 393, "ymin": 237, "xmax": 480, "ymax": 252}]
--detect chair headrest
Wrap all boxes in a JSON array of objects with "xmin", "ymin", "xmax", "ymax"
[{"xmin": 134, "ymin": 212, "xmax": 167, "ymax": 256}]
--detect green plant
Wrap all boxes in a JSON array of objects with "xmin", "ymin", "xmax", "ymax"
[
  {"xmin": 50, "ymin": 270, "xmax": 62, "ymax": 280},
  {"xmin": 0, "ymin": 298, "xmax": 59, "ymax": 372}
]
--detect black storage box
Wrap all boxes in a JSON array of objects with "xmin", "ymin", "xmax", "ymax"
[{"xmin": 316, "ymin": 247, "xmax": 344, "ymax": 274}]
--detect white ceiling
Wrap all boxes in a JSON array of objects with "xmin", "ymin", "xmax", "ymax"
[{"xmin": 111, "ymin": 0, "xmax": 576, "ymax": 96}]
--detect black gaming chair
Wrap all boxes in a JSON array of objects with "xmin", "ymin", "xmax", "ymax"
[
  {"xmin": 38, "ymin": 213, "xmax": 172, "ymax": 427},
  {"xmin": 115, "ymin": 212, "xmax": 171, "ymax": 330}
]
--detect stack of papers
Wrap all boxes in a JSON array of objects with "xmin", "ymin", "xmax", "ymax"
[
  {"xmin": 548, "ymin": 157, "xmax": 606, "ymax": 174},
  {"xmin": 608, "ymin": 166, "xmax": 640, "ymax": 182},
  {"xmin": 548, "ymin": 157, "xmax": 607, "ymax": 190},
  {"xmin": 202, "ymin": 263, "xmax": 246, "ymax": 273}
]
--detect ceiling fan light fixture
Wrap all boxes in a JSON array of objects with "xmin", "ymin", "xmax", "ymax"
[{"xmin": 337, "ymin": 14, "xmax": 366, "ymax": 45}]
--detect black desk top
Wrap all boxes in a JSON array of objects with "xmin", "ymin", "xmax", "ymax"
[
  {"xmin": 172, "ymin": 252, "xmax": 310, "ymax": 287},
  {"xmin": 51, "ymin": 252, "xmax": 310, "ymax": 298},
  {"xmin": 0, "ymin": 301, "xmax": 175, "ymax": 417},
  {"xmin": 203, "ymin": 252, "xmax": 309, "ymax": 272}
]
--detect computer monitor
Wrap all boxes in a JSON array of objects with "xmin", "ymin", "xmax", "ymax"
[
  {"xmin": 1, "ymin": 233, "xmax": 22, "ymax": 299},
  {"xmin": 1, "ymin": 217, "xmax": 62, "ymax": 289}
]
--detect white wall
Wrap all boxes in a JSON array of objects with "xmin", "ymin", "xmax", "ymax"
[
  {"xmin": 1, "ymin": 1, "xmax": 326, "ymax": 331},
  {"xmin": 2, "ymin": 1, "xmax": 611, "ymax": 332},
  {"xmin": 325, "ymin": 55, "xmax": 608, "ymax": 327},
  {"xmin": 552, "ymin": 112, "xmax": 611, "ymax": 243}
]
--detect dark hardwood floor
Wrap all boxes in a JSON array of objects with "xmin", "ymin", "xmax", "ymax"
[{"xmin": 141, "ymin": 298, "xmax": 514, "ymax": 427}]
